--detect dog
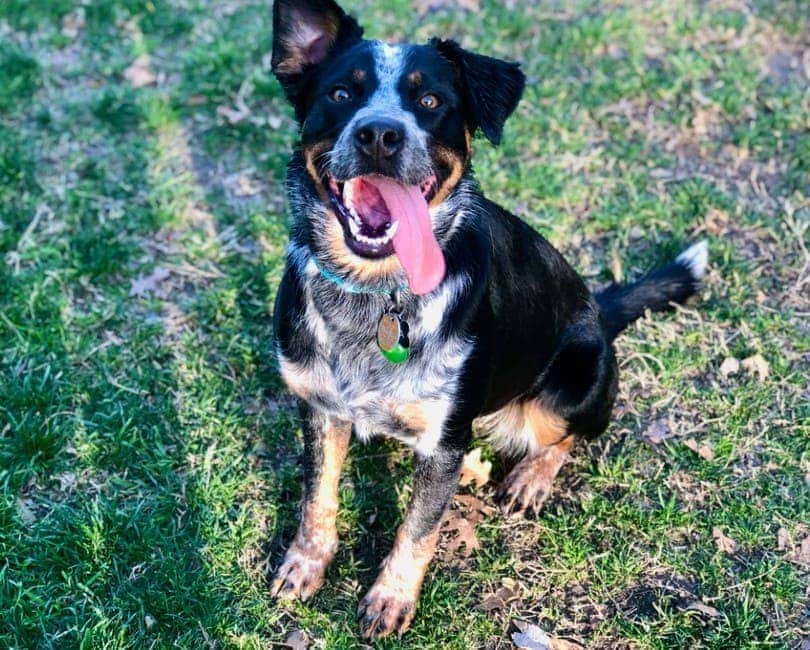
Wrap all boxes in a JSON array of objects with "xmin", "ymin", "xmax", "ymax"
[{"xmin": 268, "ymin": 0, "xmax": 708, "ymax": 639}]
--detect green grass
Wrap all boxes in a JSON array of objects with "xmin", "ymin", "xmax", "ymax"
[{"xmin": 1, "ymin": 1, "xmax": 808, "ymax": 648}]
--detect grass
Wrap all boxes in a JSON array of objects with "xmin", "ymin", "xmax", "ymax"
[{"xmin": 0, "ymin": 0, "xmax": 807, "ymax": 647}]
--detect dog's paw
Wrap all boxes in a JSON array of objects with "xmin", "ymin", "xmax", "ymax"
[
  {"xmin": 270, "ymin": 542, "xmax": 334, "ymax": 602},
  {"xmin": 357, "ymin": 582, "xmax": 417, "ymax": 640},
  {"xmin": 496, "ymin": 455, "xmax": 555, "ymax": 518}
]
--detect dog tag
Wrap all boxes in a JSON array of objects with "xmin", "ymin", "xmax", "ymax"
[{"xmin": 377, "ymin": 312, "xmax": 409, "ymax": 364}]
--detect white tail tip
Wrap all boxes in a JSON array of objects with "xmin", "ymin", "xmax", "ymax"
[{"xmin": 676, "ymin": 240, "xmax": 709, "ymax": 280}]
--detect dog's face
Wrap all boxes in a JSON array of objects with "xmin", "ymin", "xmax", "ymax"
[{"xmin": 272, "ymin": 0, "xmax": 525, "ymax": 292}]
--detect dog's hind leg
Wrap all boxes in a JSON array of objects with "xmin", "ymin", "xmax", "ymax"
[
  {"xmin": 489, "ymin": 401, "xmax": 574, "ymax": 517},
  {"xmin": 492, "ymin": 323, "xmax": 618, "ymax": 517}
]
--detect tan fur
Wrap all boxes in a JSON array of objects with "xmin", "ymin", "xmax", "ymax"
[
  {"xmin": 476, "ymin": 398, "xmax": 568, "ymax": 457},
  {"xmin": 499, "ymin": 434, "xmax": 574, "ymax": 517},
  {"xmin": 429, "ymin": 144, "xmax": 468, "ymax": 208},
  {"xmin": 407, "ymin": 71, "xmax": 422, "ymax": 87},
  {"xmin": 274, "ymin": 12, "xmax": 339, "ymax": 75},
  {"xmin": 271, "ymin": 420, "xmax": 351, "ymax": 600},
  {"xmin": 322, "ymin": 219, "xmax": 403, "ymax": 281},
  {"xmin": 390, "ymin": 402, "xmax": 428, "ymax": 433},
  {"xmin": 303, "ymin": 141, "xmax": 333, "ymax": 201},
  {"xmin": 352, "ymin": 68, "xmax": 366, "ymax": 82},
  {"xmin": 358, "ymin": 526, "xmax": 440, "ymax": 638}
]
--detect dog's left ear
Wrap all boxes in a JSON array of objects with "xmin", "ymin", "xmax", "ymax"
[
  {"xmin": 433, "ymin": 39, "xmax": 525, "ymax": 145},
  {"xmin": 272, "ymin": 0, "xmax": 363, "ymax": 116}
]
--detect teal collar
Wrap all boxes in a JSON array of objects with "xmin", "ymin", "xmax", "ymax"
[{"xmin": 313, "ymin": 258, "xmax": 408, "ymax": 295}]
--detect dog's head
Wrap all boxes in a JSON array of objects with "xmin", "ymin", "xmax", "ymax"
[{"xmin": 272, "ymin": 0, "xmax": 525, "ymax": 294}]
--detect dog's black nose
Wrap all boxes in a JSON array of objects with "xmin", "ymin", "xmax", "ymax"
[{"xmin": 353, "ymin": 118, "xmax": 405, "ymax": 160}]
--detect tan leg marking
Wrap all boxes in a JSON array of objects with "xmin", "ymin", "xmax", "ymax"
[
  {"xmin": 523, "ymin": 400, "xmax": 568, "ymax": 446},
  {"xmin": 497, "ymin": 434, "xmax": 574, "ymax": 518},
  {"xmin": 357, "ymin": 526, "xmax": 440, "ymax": 640},
  {"xmin": 271, "ymin": 420, "xmax": 351, "ymax": 601}
]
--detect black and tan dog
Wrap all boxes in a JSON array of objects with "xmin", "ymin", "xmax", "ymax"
[{"xmin": 268, "ymin": 0, "xmax": 708, "ymax": 639}]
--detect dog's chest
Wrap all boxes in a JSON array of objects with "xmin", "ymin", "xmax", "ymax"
[{"xmin": 279, "ymin": 283, "xmax": 471, "ymax": 454}]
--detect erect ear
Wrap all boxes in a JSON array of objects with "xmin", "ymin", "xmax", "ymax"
[
  {"xmin": 272, "ymin": 0, "xmax": 363, "ymax": 112},
  {"xmin": 433, "ymin": 39, "xmax": 525, "ymax": 145}
]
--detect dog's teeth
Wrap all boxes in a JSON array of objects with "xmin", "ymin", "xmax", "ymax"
[
  {"xmin": 348, "ymin": 218, "xmax": 361, "ymax": 237},
  {"xmin": 387, "ymin": 221, "xmax": 399, "ymax": 237},
  {"xmin": 349, "ymin": 207, "xmax": 361, "ymax": 224}
]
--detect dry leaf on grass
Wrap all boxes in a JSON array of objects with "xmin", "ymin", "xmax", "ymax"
[
  {"xmin": 742, "ymin": 353, "xmax": 769, "ymax": 380},
  {"xmin": 129, "ymin": 267, "xmax": 171, "ymax": 298},
  {"xmin": 511, "ymin": 621, "xmax": 584, "ymax": 650},
  {"xmin": 480, "ymin": 579, "xmax": 519, "ymax": 612},
  {"xmin": 16, "ymin": 497, "xmax": 36, "ymax": 524},
  {"xmin": 284, "ymin": 629, "xmax": 309, "ymax": 650},
  {"xmin": 643, "ymin": 418, "xmax": 673, "ymax": 444},
  {"xmin": 61, "ymin": 9, "xmax": 86, "ymax": 38},
  {"xmin": 684, "ymin": 601, "xmax": 721, "ymax": 618},
  {"xmin": 719, "ymin": 357, "xmax": 740, "ymax": 377},
  {"xmin": 459, "ymin": 448, "xmax": 491, "ymax": 487},
  {"xmin": 123, "ymin": 55, "xmax": 156, "ymax": 88},
  {"xmin": 216, "ymin": 102, "xmax": 251, "ymax": 125},
  {"xmin": 144, "ymin": 614, "xmax": 156, "ymax": 630},
  {"xmin": 788, "ymin": 536, "xmax": 810, "ymax": 566},
  {"xmin": 454, "ymin": 493, "xmax": 495, "ymax": 520},
  {"xmin": 414, "ymin": 0, "xmax": 480, "ymax": 15},
  {"xmin": 443, "ymin": 510, "xmax": 480, "ymax": 557},
  {"xmin": 777, "ymin": 527, "xmax": 790, "ymax": 551},
  {"xmin": 712, "ymin": 526, "xmax": 738, "ymax": 554},
  {"xmin": 684, "ymin": 438, "xmax": 714, "ymax": 461}
]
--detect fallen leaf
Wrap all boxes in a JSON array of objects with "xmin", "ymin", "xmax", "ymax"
[
  {"xmin": 777, "ymin": 527, "xmax": 790, "ymax": 551},
  {"xmin": 712, "ymin": 526, "xmax": 738, "ymax": 554},
  {"xmin": 443, "ymin": 510, "xmax": 480, "ymax": 557},
  {"xmin": 719, "ymin": 357, "xmax": 740, "ymax": 377},
  {"xmin": 414, "ymin": 0, "xmax": 480, "ymax": 15},
  {"xmin": 61, "ymin": 8, "xmax": 86, "ymax": 38},
  {"xmin": 16, "ymin": 497, "xmax": 36, "ymax": 524},
  {"xmin": 144, "ymin": 614, "xmax": 156, "ymax": 630},
  {"xmin": 684, "ymin": 438, "xmax": 714, "ymax": 461},
  {"xmin": 123, "ymin": 54, "xmax": 156, "ymax": 88},
  {"xmin": 217, "ymin": 102, "xmax": 251, "ymax": 125},
  {"xmin": 55, "ymin": 471, "xmax": 77, "ymax": 492},
  {"xmin": 741, "ymin": 353, "xmax": 769, "ymax": 381},
  {"xmin": 684, "ymin": 601, "xmax": 721, "ymax": 618},
  {"xmin": 511, "ymin": 621, "xmax": 552, "ymax": 650},
  {"xmin": 704, "ymin": 208, "xmax": 729, "ymax": 235},
  {"xmin": 481, "ymin": 583, "xmax": 519, "ymax": 612},
  {"xmin": 454, "ymin": 493, "xmax": 495, "ymax": 523},
  {"xmin": 129, "ymin": 267, "xmax": 171, "ymax": 298},
  {"xmin": 643, "ymin": 418, "xmax": 673, "ymax": 444},
  {"xmin": 789, "ymin": 536, "xmax": 810, "ymax": 566},
  {"xmin": 186, "ymin": 94, "xmax": 207, "ymax": 106},
  {"xmin": 284, "ymin": 629, "xmax": 309, "ymax": 650},
  {"xmin": 511, "ymin": 621, "xmax": 584, "ymax": 650},
  {"xmin": 267, "ymin": 114, "xmax": 284, "ymax": 129},
  {"xmin": 459, "ymin": 448, "xmax": 491, "ymax": 487}
]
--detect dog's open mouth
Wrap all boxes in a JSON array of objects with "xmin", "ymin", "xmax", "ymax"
[{"xmin": 327, "ymin": 174, "xmax": 446, "ymax": 295}]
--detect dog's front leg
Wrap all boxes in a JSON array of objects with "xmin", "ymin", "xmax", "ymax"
[
  {"xmin": 358, "ymin": 441, "xmax": 466, "ymax": 640},
  {"xmin": 271, "ymin": 405, "xmax": 351, "ymax": 601}
]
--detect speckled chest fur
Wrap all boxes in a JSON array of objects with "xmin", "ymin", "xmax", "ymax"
[{"xmin": 278, "ymin": 256, "xmax": 472, "ymax": 456}]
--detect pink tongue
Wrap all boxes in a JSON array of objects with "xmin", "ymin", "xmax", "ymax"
[{"xmin": 362, "ymin": 175, "xmax": 446, "ymax": 295}]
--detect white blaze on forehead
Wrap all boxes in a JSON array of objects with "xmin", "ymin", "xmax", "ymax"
[{"xmin": 332, "ymin": 42, "xmax": 428, "ymax": 163}]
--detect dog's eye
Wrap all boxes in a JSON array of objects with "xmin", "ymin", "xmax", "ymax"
[
  {"xmin": 329, "ymin": 87, "xmax": 351, "ymax": 103},
  {"xmin": 419, "ymin": 93, "xmax": 441, "ymax": 110}
]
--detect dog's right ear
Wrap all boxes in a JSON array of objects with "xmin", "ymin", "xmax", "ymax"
[{"xmin": 272, "ymin": 0, "xmax": 363, "ymax": 118}]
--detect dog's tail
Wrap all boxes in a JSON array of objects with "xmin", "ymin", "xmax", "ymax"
[{"xmin": 596, "ymin": 241, "xmax": 708, "ymax": 340}]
